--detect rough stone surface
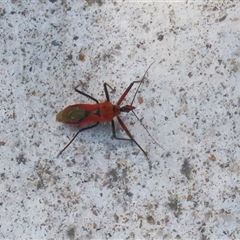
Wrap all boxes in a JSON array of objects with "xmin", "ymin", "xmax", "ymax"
[{"xmin": 1, "ymin": 1, "xmax": 240, "ymax": 239}]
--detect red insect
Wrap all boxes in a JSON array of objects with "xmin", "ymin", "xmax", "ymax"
[{"xmin": 56, "ymin": 61, "xmax": 158, "ymax": 157}]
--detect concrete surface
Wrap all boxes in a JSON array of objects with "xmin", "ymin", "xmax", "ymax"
[{"xmin": 1, "ymin": 0, "xmax": 240, "ymax": 239}]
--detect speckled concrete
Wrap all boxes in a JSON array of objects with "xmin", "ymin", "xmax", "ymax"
[{"xmin": 1, "ymin": 1, "xmax": 240, "ymax": 239}]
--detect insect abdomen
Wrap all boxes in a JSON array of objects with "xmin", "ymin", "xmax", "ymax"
[{"xmin": 56, "ymin": 105, "xmax": 88, "ymax": 124}]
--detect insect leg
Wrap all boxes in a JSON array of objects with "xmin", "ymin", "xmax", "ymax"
[
  {"xmin": 74, "ymin": 85, "xmax": 99, "ymax": 103},
  {"xmin": 117, "ymin": 61, "xmax": 155, "ymax": 106},
  {"xmin": 103, "ymin": 83, "xmax": 116, "ymax": 101},
  {"xmin": 57, "ymin": 122, "xmax": 99, "ymax": 157},
  {"xmin": 111, "ymin": 117, "xmax": 147, "ymax": 156}
]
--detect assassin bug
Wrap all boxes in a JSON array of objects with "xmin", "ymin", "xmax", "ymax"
[{"xmin": 56, "ymin": 61, "xmax": 160, "ymax": 157}]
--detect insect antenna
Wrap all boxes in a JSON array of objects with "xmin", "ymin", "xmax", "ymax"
[
  {"xmin": 130, "ymin": 60, "xmax": 156, "ymax": 106},
  {"xmin": 132, "ymin": 110, "xmax": 164, "ymax": 150},
  {"xmin": 130, "ymin": 60, "xmax": 163, "ymax": 150}
]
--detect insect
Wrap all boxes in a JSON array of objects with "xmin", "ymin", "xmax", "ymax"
[{"xmin": 56, "ymin": 61, "xmax": 160, "ymax": 157}]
